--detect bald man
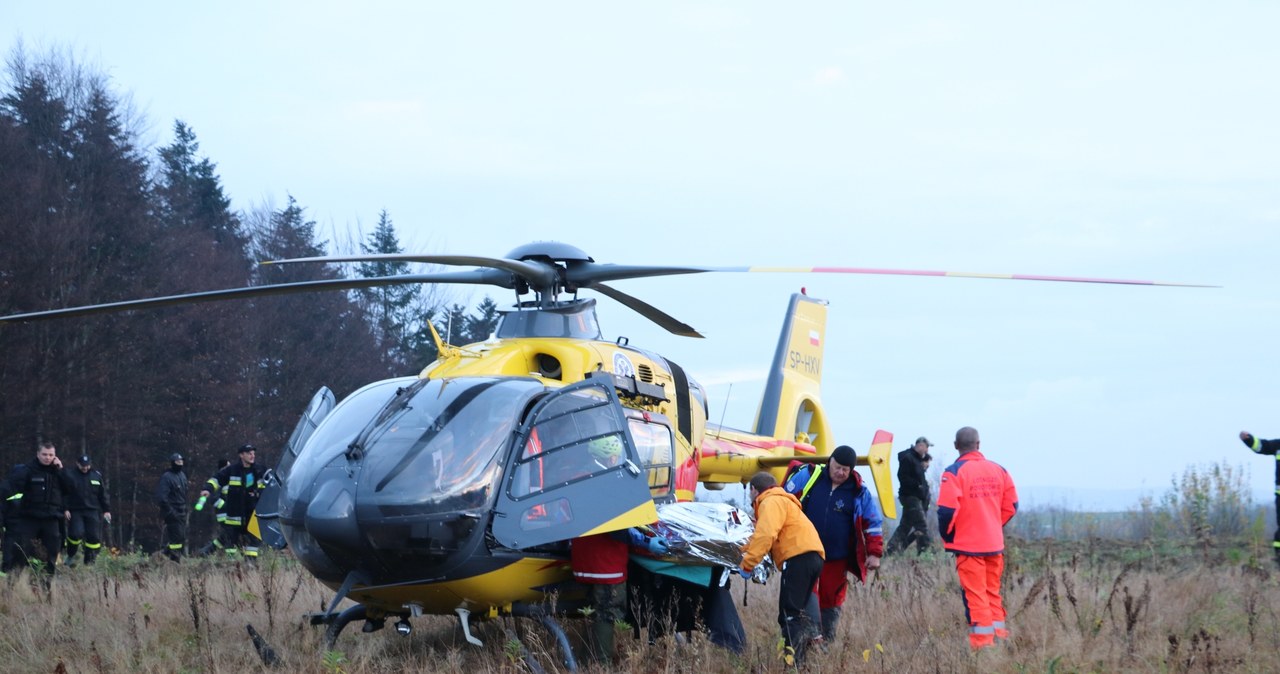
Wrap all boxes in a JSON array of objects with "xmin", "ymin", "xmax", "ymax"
[{"xmin": 936, "ymin": 427, "xmax": 1018, "ymax": 650}]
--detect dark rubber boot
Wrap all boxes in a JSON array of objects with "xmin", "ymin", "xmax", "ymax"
[{"xmin": 820, "ymin": 606, "xmax": 842, "ymax": 641}]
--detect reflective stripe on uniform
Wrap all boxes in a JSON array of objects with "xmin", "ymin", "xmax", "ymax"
[
  {"xmin": 85, "ymin": 542, "xmax": 102, "ymax": 550},
  {"xmin": 573, "ymin": 571, "xmax": 625, "ymax": 581},
  {"xmin": 168, "ymin": 543, "xmax": 183, "ymax": 550}
]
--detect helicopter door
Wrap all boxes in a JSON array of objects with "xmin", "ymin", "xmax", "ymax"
[
  {"xmin": 492, "ymin": 376, "xmax": 658, "ymax": 550},
  {"xmin": 253, "ymin": 386, "xmax": 336, "ymax": 549}
]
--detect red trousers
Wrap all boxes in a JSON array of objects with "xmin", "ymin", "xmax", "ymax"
[
  {"xmin": 954, "ymin": 553, "xmax": 1007, "ymax": 648},
  {"xmin": 814, "ymin": 559, "xmax": 849, "ymax": 610}
]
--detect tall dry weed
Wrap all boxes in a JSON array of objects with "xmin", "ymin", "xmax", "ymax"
[{"xmin": 0, "ymin": 542, "xmax": 1277, "ymax": 673}]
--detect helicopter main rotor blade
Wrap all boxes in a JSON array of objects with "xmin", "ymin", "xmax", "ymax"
[
  {"xmin": 263, "ymin": 254, "xmax": 560, "ymax": 293},
  {"xmin": 564, "ymin": 263, "xmax": 711, "ymax": 286},
  {"xmin": 265, "ymin": 255, "xmax": 716, "ymax": 289},
  {"xmin": 588, "ymin": 283, "xmax": 704, "ymax": 338},
  {"xmin": 0, "ymin": 270, "xmax": 509, "ymax": 324},
  {"xmin": 695, "ymin": 265, "xmax": 1218, "ymax": 288}
]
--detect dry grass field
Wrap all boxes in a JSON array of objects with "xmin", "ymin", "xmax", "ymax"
[{"xmin": 1, "ymin": 539, "xmax": 1278, "ymax": 674}]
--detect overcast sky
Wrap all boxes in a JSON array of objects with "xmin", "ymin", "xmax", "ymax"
[{"xmin": 5, "ymin": 2, "xmax": 1279, "ymax": 509}]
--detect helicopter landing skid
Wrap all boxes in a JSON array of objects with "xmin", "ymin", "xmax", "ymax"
[
  {"xmin": 503, "ymin": 627, "xmax": 549, "ymax": 674},
  {"xmin": 508, "ymin": 604, "xmax": 578, "ymax": 672},
  {"xmin": 315, "ymin": 604, "xmax": 368, "ymax": 649},
  {"xmin": 454, "ymin": 607, "xmax": 483, "ymax": 646}
]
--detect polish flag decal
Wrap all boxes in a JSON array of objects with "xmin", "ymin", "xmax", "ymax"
[{"xmin": 808, "ymin": 330, "xmax": 821, "ymax": 346}]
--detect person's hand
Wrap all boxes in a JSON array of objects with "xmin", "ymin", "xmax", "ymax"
[
  {"xmin": 64, "ymin": 510, "xmax": 71, "ymax": 521},
  {"xmin": 103, "ymin": 512, "xmax": 112, "ymax": 524},
  {"xmin": 1241, "ymin": 431, "xmax": 1255, "ymax": 447},
  {"xmin": 866, "ymin": 555, "xmax": 881, "ymax": 571},
  {"xmin": 52, "ymin": 457, "xmax": 63, "ymax": 469},
  {"xmin": 737, "ymin": 567, "xmax": 752, "ymax": 579},
  {"xmin": 647, "ymin": 536, "xmax": 670, "ymax": 556},
  {"xmin": 200, "ymin": 489, "xmax": 211, "ymax": 498}
]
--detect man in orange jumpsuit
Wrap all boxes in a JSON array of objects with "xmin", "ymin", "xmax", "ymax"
[{"xmin": 936, "ymin": 426, "xmax": 1018, "ymax": 649}]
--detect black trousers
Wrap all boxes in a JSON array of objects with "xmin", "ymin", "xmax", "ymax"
[
  {"xmin": 162, "ymin": 510, "xmax": 187, "ymax": 558},
  {"xmin": 627, "ymin": 563, "xmax": 746, "ymax": 654},
  {"xmin": 66, "ymin": 510, "xmax": 103, "ymax": 561},
  {"xmin": 1, "ymin": 518, "xmax": 22, "ymax": 572},
  {"xmin": 887, "ymin": 496, "xmax": 932, "ymax": 554},
  {"xmin": 778, "ymin": 550, "xmax": 823, "ymax": 663},
  {"xmin": 216, "ymin": 521, "xmax": 260, "ymax": 556},
  {"xmin": 14, "ymin": 517, "xmax": 63, "ymax": 575}
]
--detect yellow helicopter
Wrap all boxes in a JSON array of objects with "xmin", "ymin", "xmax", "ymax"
[{"xmin": 0, "ymin": 241, "xmax": 1204, "ymax": 657}]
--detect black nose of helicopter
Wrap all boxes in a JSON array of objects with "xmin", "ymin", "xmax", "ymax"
[
  {"xmin": 278, "ymin": 375, "xmax": 545, "ymax": 583},
  {"xmin": 304, "ymin": 480, "xmax": 362, "ymax": 551}
]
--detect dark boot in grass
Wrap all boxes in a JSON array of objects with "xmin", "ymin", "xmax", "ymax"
[{"xmin": 820, "ymin": 607, "xmax": 841, "ymax": 641}]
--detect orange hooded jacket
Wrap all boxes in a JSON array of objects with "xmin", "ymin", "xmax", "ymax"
[{"xmin": 741, "ymin": 486, "xmax": 825, "ymax": 571}]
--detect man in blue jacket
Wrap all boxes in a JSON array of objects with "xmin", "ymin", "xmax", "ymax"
[{"xmin": 785, "ymin": 444, "xmax": 884, "ymax": 642}]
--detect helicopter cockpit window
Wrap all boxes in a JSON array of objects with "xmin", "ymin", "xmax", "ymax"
[
  {"xmin": 627, "ymin": 416, "xmax": 673, "ymax": 499},
  {"xmin": 492, "ymin": 377, "xmax": 657, "ymax": 549},
  {"xmin": 510, "ymin": 387, "xmax": 628, "ymax": 501}
]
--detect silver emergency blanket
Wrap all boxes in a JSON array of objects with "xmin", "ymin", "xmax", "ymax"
[{"xmin": 635, "ymin": 501, "xmax": 774, "ymax": 581}]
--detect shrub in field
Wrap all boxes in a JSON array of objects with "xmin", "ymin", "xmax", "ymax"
[{"xmin": 1143, "ymin": 462, "xmax": 1252, "ymax": 544}]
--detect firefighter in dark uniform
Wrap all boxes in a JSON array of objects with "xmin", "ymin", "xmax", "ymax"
[
  {"xmin": 65, "ymin": 455, "xmax": 112, "ymax": 566},
  {"xmin": 1, "ymin": 464, "xmax": 24, "ymax": 574},
  {"xmin": 155, "ymin": 453, "xmax": 189, "ymax": 562},
  {"xmin": 1240, "ymin": 431, "xmax": 1280, "ymax": 567},
  {"xmin": 200, "ymin": 444, "xmax": 262, "ymax": 559},
  {"xmin": 7, "ymin": 441, "xmax": 75, "ymax": 582},
  {"xmin": 195, "ymin": 458, "xmax": 231, "ymax": 556}
]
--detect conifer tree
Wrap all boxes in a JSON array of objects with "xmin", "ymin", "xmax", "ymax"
[
  {"xmin": 247, "ymin": 197, "xmax": 389, "ymax": 446},
  {"xmin": 356, "ymin": 210, "xmax": 420, "ymax": 370}
]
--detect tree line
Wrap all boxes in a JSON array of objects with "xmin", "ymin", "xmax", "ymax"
[{"xmin": 0, "ymin": 48, "xmax": 500, "ymax": 551}]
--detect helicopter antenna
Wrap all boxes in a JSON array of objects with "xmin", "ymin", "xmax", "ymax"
[
  {"xmin": 715, "ymin": 383, "xmax": 732, "ymax": 440},
  {"xmin": 427, "ymin": 318, "xmax": 457, "ymax": 360}
]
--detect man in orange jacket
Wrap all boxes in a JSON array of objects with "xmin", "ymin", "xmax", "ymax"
[
  {"xmin": 936, "ymin": 427, "xmax": 1018, "ymax": 650},
  {"xmin": 740, "ymin": 471, "xmax": 825, "ymax": 666}
]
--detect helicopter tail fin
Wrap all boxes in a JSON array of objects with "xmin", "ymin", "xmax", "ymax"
[{"xmin": 752, "ymin": 293, "xmax": 832, "ymax": 453}]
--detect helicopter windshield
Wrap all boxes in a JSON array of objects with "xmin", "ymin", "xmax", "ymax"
[
  {"xmin": 356, "ymin": 377, "xmax": 545, "ymax": 515},
  {"xmin": 284, "ymin": 377, "xmax": 418, "ymax": 506}
]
